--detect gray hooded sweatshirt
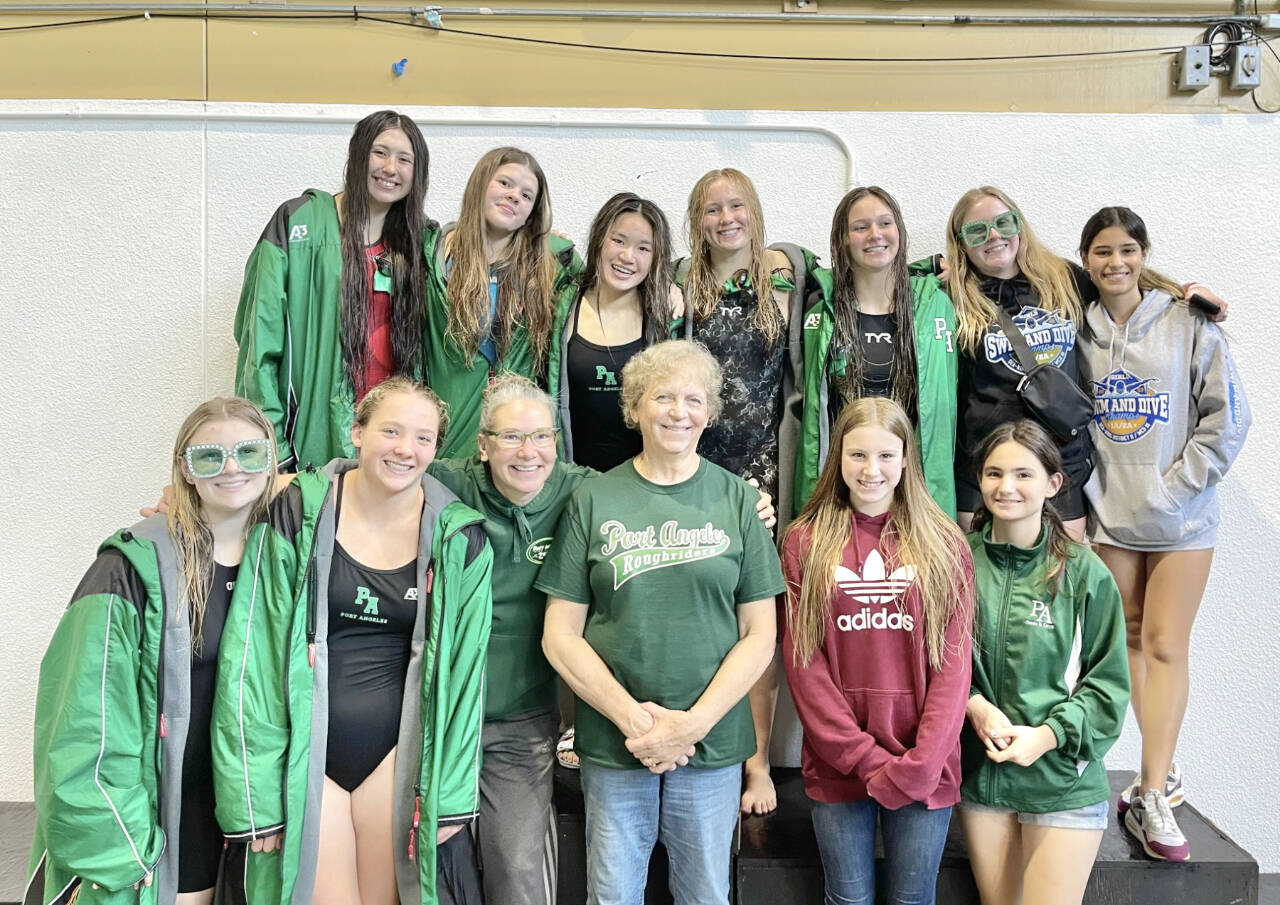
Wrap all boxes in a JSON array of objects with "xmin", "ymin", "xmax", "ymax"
[{"xmin": 1079, "ymin": 289, "xmax": 1250, "ymax": 550}]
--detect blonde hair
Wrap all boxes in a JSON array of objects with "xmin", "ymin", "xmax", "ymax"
[
  {"xmin": 479, "ymin": 372, "xmax": 555, "ymax": 433},
  {"xmin": 945, "ymin": 186, "xmax": 1083, "ymax": 354},
  {"xmin": 169, "ymin": 397, "xmax": 277, "ymax": 653},
  {"xmin": 445, "ymin": 147, "xmax": 557, "ymax": 377},
  {"xmin": 354, "ymin": 376, "xmax": 450, "ymax": 447},
  {"xmin": 619, "ymin": 339, "xmax": 724, "ymax": 429},
  {"xmin": 783, "ymin": 398, "xmax": 968, "ymax": 670},
  {"xmin": 683, "ymin": 169, "xmax": 785, "ymax": 348}
]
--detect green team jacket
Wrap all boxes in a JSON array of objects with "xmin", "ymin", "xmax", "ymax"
[
  {"xmin": 234, "ymin": 190, "xmax": 433, "ymax": 470},
  {"xmin": 795, "ymin": 271, "xmax": 958, "ymax": 518},
  {"xmin": 210, "ymin": 463, "xmax": 493, "ymax": 905},
  {"xmin": 429, "ymin": 455, "xmax": 594, "ymax": 721},
  {"xmin": 962, "ymin": 523, "xmax": 1130, "ymax": 813},
  {"xmin": 26, "ymin": 517, "xmax": 224, "ymax": 905},
  {"xmin": 428, "ymin": 227, "xmax": 583, "ymax": 459}
]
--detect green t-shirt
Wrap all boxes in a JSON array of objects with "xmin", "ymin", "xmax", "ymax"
[{"xmin": 534, "ymin": 458, "xmax": 786, "ymax": 770}]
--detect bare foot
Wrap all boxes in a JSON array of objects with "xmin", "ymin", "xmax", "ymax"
[
  {"xmin": 740, "ymin": 765, "xmax": 777, "ymax": 815},
  {"xmin": 556, "ymin": 728, "xmax": 580, "ymax": 769}
]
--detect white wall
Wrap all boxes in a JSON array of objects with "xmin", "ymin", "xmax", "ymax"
[{"xmin": 1, "ymin": 100, "xmax": 1276, "ymax": 870}]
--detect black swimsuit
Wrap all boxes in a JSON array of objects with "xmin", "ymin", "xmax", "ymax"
[
  {"xmin": 566, "ymin": 299, "xmax": 645, "ymax": 472},
  {"xmin": 178, "ymin": 562, "xmax": 235, "ymax": 893},
  {"xmin": 325, "ymin": 473, "xmax": 419, "ymax": 792}
]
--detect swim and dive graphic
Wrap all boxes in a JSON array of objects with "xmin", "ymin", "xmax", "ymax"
[
  {"xmin": 1089, "ymin": 367, "xmax": 1170, "ymax": 443},
  {"xmin": 984, "ymin": 306, "xmax": 1075, "ymax": 373}
]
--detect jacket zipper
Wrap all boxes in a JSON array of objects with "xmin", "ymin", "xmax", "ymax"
[
  {"xmin": 283, "ymin": 466, "xmax": 326, "ymax": 872},
  {"xmin": 988, "ymin": 553, "xmax": 1015, "ymax": 804},
  {"xmin": 405, "ymin": 516, "xmax": 483, "ymax": 861}
]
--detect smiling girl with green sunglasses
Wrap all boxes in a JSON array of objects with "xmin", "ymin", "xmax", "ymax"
[{"xmin": 27, "ymin": 397, "xmax": 279, "ymax": 905}]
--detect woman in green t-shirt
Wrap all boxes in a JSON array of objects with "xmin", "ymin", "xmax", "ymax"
[{"xmin": 538, "ymin": 339, "xmax": 785, "ymax": 905}]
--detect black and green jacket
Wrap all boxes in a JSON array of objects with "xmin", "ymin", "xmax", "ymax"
[
  {"xmin": 26, "ymin": 517, "xmax": 238, "ymax": 905},
  {"xmin": 234, "ymin": 190, "xmax": 434, "ymax": 471},
  {"xmin": 428, "ymin": 227, "xmax": 583, "ymax": 459},
  {"xmin": 795, "ymin": 270, "xmax": 958, "ymax": 518},
  {"xmin": 962, "ymin": 523, "xmax": 1130, "ymax": 813},
  {"xmin": 429, "ymin": 455, "xmax": 593, "ymax": 721},
  {"xmin": 210, "ymin": 462, "xmax": 493, "ymax": 905}
]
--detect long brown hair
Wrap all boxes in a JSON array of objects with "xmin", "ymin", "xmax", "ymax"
[
  {"xmin": 783, "ymin": 398, "xmax": 968, "ymax": 669},
  {"xmin": 828, "ymin": 186, "xmax": 920, "ymax": 421},
  {"xmin": 1078, "ymin": 206, "xmax": 1184, "ymax": 300},
  {"xmin": 969, "ymin": 420, "xmax": 1075, "ymax": 594},
  {"xmin": 578, "ymin": 192, "xmax": 674, "ymax": 348},
  {"xmin": 945, "ymin": 186, "xmax": 1082, "ymax": 354},
  {"xmin": 446, "ymin": 147, "xmax": 557, "ymax": 376},
  {"xmin": 338, "ymin": 110, "xmax": 430, "ymax": 393},
  {"xmin": 683, "ymin": 168, "xmax": 785, "ymax": 349},
  {"xmin": 169, "ymin": 398, "xmax": 277, "ymax": 652}
]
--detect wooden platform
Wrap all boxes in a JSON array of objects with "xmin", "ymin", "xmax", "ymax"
[
  {"xmin": 1, "ymin": 769, "xmax": 1264, "ymax": 905},
  {"xmin": 554, "ymin": 767, "xmax": 1261, "ymax": 905}
]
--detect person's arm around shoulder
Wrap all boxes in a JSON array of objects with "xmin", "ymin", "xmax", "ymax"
[{"xmin": 33, "ymin": 551, "xmax": 165, "ymax": 891}]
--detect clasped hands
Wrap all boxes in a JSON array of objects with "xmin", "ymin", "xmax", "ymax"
[
  {"xmin": 623, "ymin": 701, "xmax": 704, "ymax": 774},
  {"xmin": 965, "ymin": 694, "xmax": 1057, "ymax": 767}
]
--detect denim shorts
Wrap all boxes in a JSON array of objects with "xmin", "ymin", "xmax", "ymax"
[{"xmin": 960, "ymin": 798, "xmax": 1109, "ymax": 830}]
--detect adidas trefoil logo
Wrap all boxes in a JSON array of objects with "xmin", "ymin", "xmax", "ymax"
[{"xmin": 833, "ymin": 550, "xmax": 916, "ymax": 632}]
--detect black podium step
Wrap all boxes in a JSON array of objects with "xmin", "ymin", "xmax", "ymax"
[{"xmin": 554, "ymin": 766, "xmax": 1261, "ymax": 905}]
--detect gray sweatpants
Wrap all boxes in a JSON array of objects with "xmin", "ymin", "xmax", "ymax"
[{"xmin": 478, "ymin": 711, "xmax": 560, "ymax": 905}]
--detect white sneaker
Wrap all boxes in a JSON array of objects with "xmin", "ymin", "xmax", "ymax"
[
  {"xmin": 1125, "ymin": 789, "xmax": 1190, "ymax": 861},
  {"xmin": 1118, "ymin": 762, "xmax": 1184, "ymax": 813}
]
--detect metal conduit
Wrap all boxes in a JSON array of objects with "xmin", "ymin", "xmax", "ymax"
[
  {"xmin": 0, "ymin": 3, "xmax": 1265, "ymax": 27},
  {"xmin": 0, "ymin": 105, "xmax": 857, "ymax": 189}
]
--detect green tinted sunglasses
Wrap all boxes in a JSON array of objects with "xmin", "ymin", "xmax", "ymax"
[
  {"xmin": 959, "ymin": 210, "xmax": 1022, "ymax": 248},
  {"xmin": 184, "ymin": 438, "xmax": 274, "ymax": 478}
]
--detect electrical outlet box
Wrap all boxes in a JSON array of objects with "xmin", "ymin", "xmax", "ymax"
[
  {"xmin": 1174, "ymin": 45, "xmax": 1211, "ymax": 91},
  {"xmin": 1230, "ymin": 45, "xmax": 1262, "ymax": 90}
]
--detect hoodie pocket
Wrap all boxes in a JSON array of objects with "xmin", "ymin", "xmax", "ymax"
[
  {"xmin": 1099, "ymin": 465, "xmax": 1184, "ymax": 547},
  {"xmin": 843, "ymin": 687, "xmax": 918, "ymax": 755}
]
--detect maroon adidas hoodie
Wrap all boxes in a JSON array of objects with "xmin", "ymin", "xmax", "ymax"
[{"xmin": 780, "ymin": 511, "xmax": 974, "ymax": 809}]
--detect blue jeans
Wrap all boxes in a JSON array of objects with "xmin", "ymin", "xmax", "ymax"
[
  {"xmin": 580, "ymin": 762, "xmax": 741, "ymax": 905},
  {"xmin": 811, "ymin": 798, "xmax": 953, "ymax": 905}
]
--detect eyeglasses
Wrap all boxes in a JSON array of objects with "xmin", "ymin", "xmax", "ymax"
[
  {"xmin": 958, "ymin": 210, "xmax": 1022, "ymax": 248},
  {"xmin": 184, "ymin": 439, "xmax": 274, "ymax": 478},
  {"xmin": 482, "ymin": 429, "xmax": 559, "ymax": 449}
]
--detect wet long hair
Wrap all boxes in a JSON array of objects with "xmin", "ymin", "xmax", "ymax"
[
  {"xmin": 945, "ymin": 186, "xmax": 1082, "ymax": 355},
  {"xmin": 1078, "ymin": 206, "xmax": 1184, "ymax": 301},
  {"xmin": 339, "ymin": 110, "xmax": 430, "ymax": 393},
  {"xmin": 783, "ymin": 398, "xmax": 968, "ymax": 669},
  {"xmin": 828, "ymin": 186, "xmax": 920, "ymax": 421},
  {"xmin": 683, "ymin": 168, "xmax": 785, "ymax": 349},
  {"xmin": 170, "ymin": 398, "xmax": 277, "ymax": 653},
  {"xmin": 577, "ymin": 192, "xmax": 674, "ymax": 348},
  {"xmin": 446, "ymin": 147, "xmax": 557, "ymax": 376},
  {"xmin": 970, "ymin": 420, "xmax": 1075, "ymax": 594}
]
